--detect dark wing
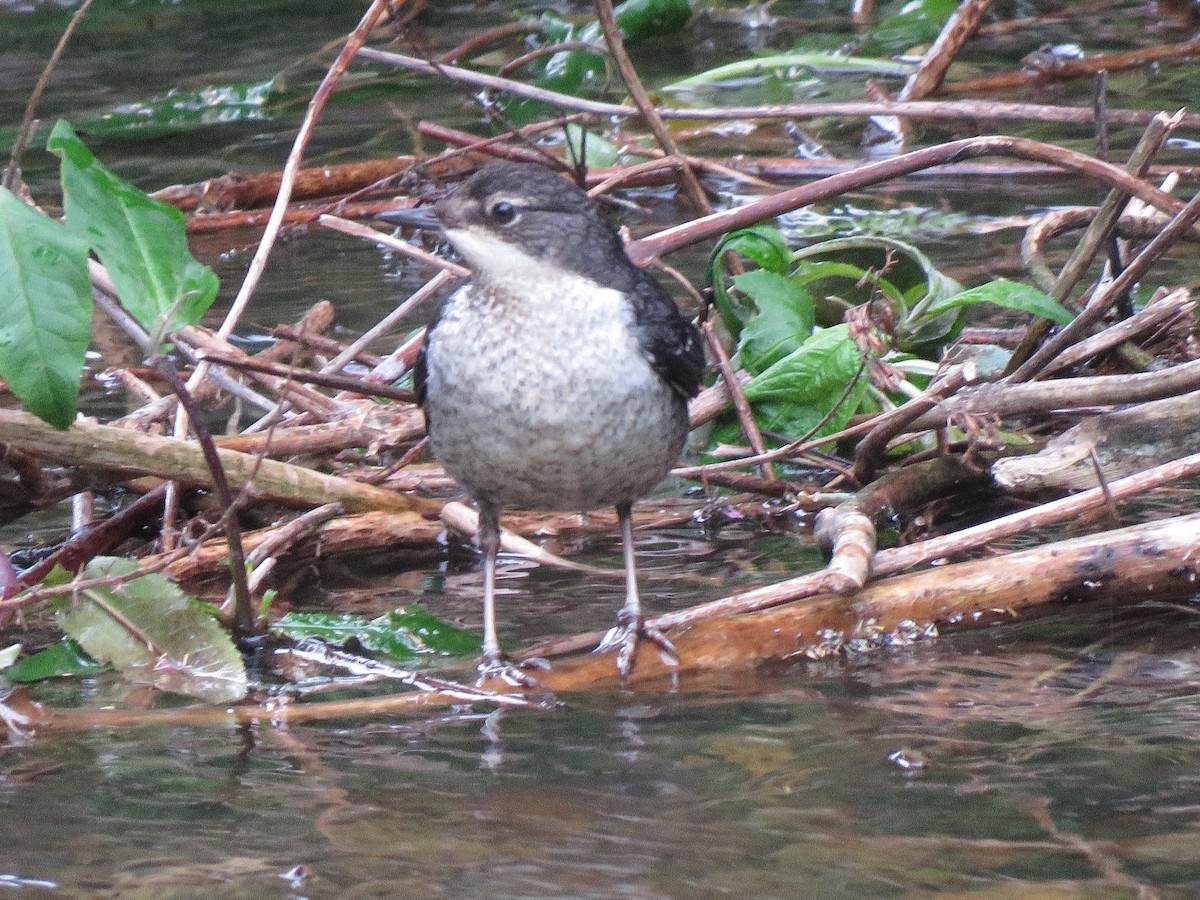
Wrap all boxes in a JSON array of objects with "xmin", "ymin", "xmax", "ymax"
[
  {"xmin": 413, "ymin": 300, "xmax": 446, "ymax": 427},
  {"xmin": 413, "ymin": 337, "xmax": 428, "ymax": 409},
  {"xmin": 627, "ymin": 270, "xmax": 705, "ymax": 399}
]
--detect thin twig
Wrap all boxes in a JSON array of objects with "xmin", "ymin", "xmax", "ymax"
[
  {"xmin": 591, "ymin": 0, "xmax": 710, "ymax": 212},
  {"xmin": 358, "ymin": 49, "xmax": 1200, "ymax": 129},
  {"xmin": 3, "ymin": 0, "xmax": 96, "ymax": 190}
]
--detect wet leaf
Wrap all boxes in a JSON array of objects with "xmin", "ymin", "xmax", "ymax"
[
  {"xmin": 915, "ymin": 279, "xmax": 1074, "ymax": 325},
  {"xmin": 3, "ymin": 639, "xmax": 111, "ymax": 682},
  {"xmin": 563, "ymin": 123, "xmax": 620, "ymax": 168},
  {"xmin": 53, "ymin": 557, "xmax": 247, "ymax": 704},
  {"xmin": 273, "ymin": 607, "xmax": 480, "ymax": 660},
  {"xmin": 790, "ymin": 235, "xmax": 962, "ymax": 352},
  {"xmin": 732, "ymin": 269, "xmax": 815, "ymax": 374},
  {"xmin": 0, "ymin": 187, "xmax": 91, "ymax": 429},
  {"xmin": 47, "ymin": 120, "xmax": 219, "ymax": 336},
  {"xmin": 75, "ymin": 79, "xmax": 275, "ymax": 138},
  {"xmin": 663, "ymin": 52, "xmax": 913, "ymax": 91}
]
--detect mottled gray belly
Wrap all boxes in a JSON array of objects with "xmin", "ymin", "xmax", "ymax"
[{"xmin": 423, "ymin": 289, "xmax": 687, "ymax": 512}]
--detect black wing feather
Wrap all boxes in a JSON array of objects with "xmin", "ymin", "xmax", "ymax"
[{"xmin": 627, "ymin": 270, "xmax": 704, "ymax": 400}]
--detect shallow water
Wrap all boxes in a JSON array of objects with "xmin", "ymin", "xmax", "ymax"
[{"xmin": 4, "ymin": 1, "xmax": 1200, "ymax": 897}]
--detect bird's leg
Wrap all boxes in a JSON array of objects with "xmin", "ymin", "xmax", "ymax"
[
  {"xmin": 598, "ymin": 504, "xmax": 679, "ymax": 680},
  {"xmin": 475, "ymin": 503, "xmax": 546, "ymax": 689}
]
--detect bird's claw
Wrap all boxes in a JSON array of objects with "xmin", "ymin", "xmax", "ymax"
[
  {"xmin": 476, "ymin": 654, "xmax": 551, "ymax": 691},
  {"xmin": 597, "ymin": 611, "xmax": 679, "ymax": 681}
]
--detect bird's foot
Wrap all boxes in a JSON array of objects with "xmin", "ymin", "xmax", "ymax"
[
  {"xmin": 596, "ymin": 610, "xmax": 679, "ymax": 681},
  {"xmin": 475, "ymin": 653, "xmax": 551, "ymax": 692}
]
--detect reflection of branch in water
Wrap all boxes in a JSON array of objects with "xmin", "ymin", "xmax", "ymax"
[{"xmin": 1026, "ymin": 797, "xmax": 1161, "ymax": 900}]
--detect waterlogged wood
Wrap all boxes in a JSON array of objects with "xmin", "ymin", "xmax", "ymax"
[
  {"xmin": 148, "ymin": 502, "xmax": 699, "ymax": 582},
  {"xmin": 516, "ymin": 513, "xmax": 1200, "ymax": 691},
  {"xmin": 152, "ymin": 510, "xmax": 441, "ymax": 581},
  {"xmin": 152, "ymin": 158, "xmax": 416, "ymax": 212},
  {"xmin": 993, "ymin": 391, "xmax": 1200, "ymax": 492},
  {"xmin": 26, "ymin": 512, "xmax": 1200, "ymax": 732},
  {"xmin": 0, "ymin": 408, "xmax": 428, "ymax": 514}
]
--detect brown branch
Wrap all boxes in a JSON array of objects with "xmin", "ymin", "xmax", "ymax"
[
  {"xmin": 592, "ymin": 0, "xmax": 710, "ymax": 212},
  {"xmin": 527, "ymin": 450, "xmax": 1200, "ymax": 660},
  {"xmin": 898, "ymin": 0, "xmax": 993, "ymax": 102},
  {"xmin": 3, "ymin": 0, "xmax": 96, "ymax": 190},
  {"xmin": 627, "ymin": 136, "xmax": 1195, "ymax": 264},
  {"xmin": 944, "ymin": 37, "xmax": 1200, "ymax": 94}
]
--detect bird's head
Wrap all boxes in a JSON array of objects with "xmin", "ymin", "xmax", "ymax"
[{"xmin": 380, "ymin": 162, "xmax": 634, "ymax": 290}]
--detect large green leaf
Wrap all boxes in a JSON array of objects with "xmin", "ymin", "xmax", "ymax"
[
  {"xmin": 273, "ymin": 608, "xmax": 480, "ymax": 660},
  {"xmin": 47, "ymin": 120, "xmax": 219, "ymax": 335},
  {"xmin": 732, "ymin": 269, "xmax": 815, "ymax": 374},
  {"xmin": 53, "ymin": 557, "xmax": 247, "ymax": 704},
  {"xmin": 0, "ymin": 187, "xmax": 91, "ymax": 429},
  {"xmin": 707, "ymin": 324, "xmax": 869, "ymax": 444}
]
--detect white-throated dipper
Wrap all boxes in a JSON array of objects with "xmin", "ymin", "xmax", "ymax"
[{"xmin": 380, "ymin": 162, "xmax": 704, "ymax": 685}]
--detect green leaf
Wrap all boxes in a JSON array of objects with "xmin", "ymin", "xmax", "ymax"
[
  {"xmin": 4, "ymin": 639, "xmax": 111, "ymax": 683},
  {"xmin": 709, "ymin": 225, "xmax": 793, "ymax": 337},
  {"xmin": 563, "ymin": 123, "xmax": 620, "ymax": 168},
  {"xmin": 272, "ymin": 607, "xmax": 480, "ymax": 660},
  {"xmin": 506, "ymin": 0, "xmax": 691, "ymax": 123},
  {"xmin": 707, "ymin": 325, "xmax": 867, "ymax": 448},
  {"xmin": 47, "ymin": 120, "xmax": 219, "ymax": 335},
  {"xmin": 866, "ymin": 0, "xmax": 960, "ymax": 53},
  {"xmin": 915, "ymin": 279, "xmax": 1074, "ymax": 326},
  {"xmin": 789, "ymin": 235, "xmax": 962, "ymax": 352},
  {"xmin": 663, "ymin": 52, "xmax": 913, "ymax": 91},
  {"xmin": 0, "ymin": 187, "xmax": 92, "ymax": 429},
  {"xmin": 714, "ymin": 224, "xmax": 792, "ymax": 274},
  {"xmin": 732, "ymin": 270, "xmax": 815, "ymax": 374},
  {"xmin": 743, "ymin": 324, "xmax": 864, "ymax": 407},
  {"xmin": 54, "ymin": 557, "xmax": 247, "ymax": 703}
]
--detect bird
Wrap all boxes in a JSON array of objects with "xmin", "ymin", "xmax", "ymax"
[{"xmin": 379, "ymin": 161, "xmax": 704, "ymax": 685}]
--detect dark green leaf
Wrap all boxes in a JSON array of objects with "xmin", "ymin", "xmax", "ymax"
[
  {"xmin": 47, "ymin": 120, "xmax": 219, "ymax": 335},
  {"xmin": 714, "ymin": 225, "xmax": 792, "ymax": 274},
  {"xmin": 4, "ymin": 639, "xmax": 111, "ymax": 683},
  {"xmin": 273, "ymin": 607, "xmax": 480, "ymax": 660},
  {"xmin": 0, "ymin": 187, "xmax": 92, "ymax": 429},
  {"xmin": 55, "ymin": 557, "xmax": 247, "ymax": 703},
  {"xmin": 732, "ymin": 270, "xmax": 815, "ymax": 373},
  {"xmin": 915, "ymin": 279, "xmax": 1074, "ymax": 326}
]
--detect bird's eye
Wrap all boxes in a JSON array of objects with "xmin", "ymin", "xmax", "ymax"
[{"xmin": 488, "ymin": 201, "xmax": 518, "ymax": 225}]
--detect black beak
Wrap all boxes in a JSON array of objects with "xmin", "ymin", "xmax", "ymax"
[{"xmin": 377, "ymin": 206, "xmax": 442, "ymax": 232}]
